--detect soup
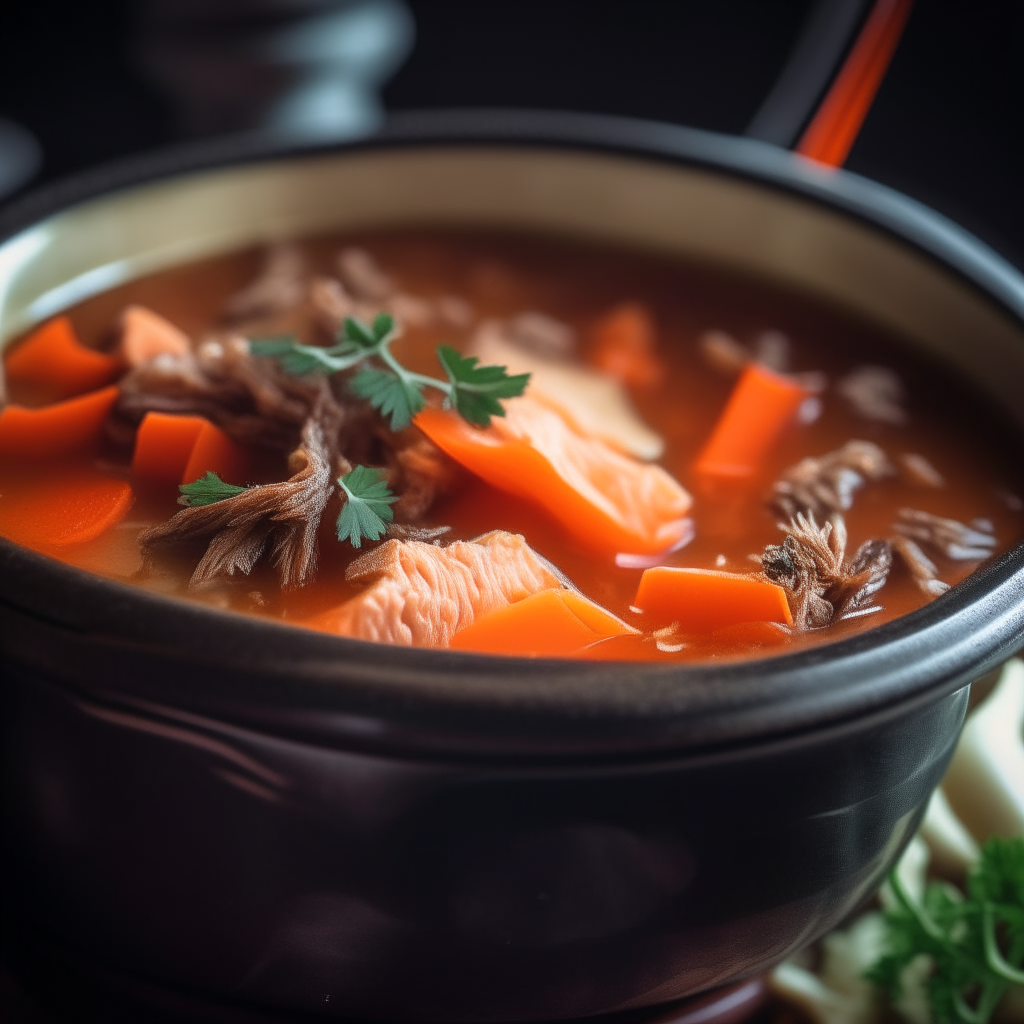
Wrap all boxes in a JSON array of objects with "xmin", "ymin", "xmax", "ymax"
[{"xmin": 1, "ymin": 228, "xmax": 1021, "ymax": 661}]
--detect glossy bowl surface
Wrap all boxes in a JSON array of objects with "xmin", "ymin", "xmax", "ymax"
[{"xmin": 1, "ymin": 111, "xmax": 1023, "ymax": 1021}]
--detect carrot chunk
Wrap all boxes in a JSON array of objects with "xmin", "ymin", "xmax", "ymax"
[
  {"xmin": 0, "ymin": 385, "xmax": 120, "ymax": 461},
  {"xmin": 132, "ymin": 412, "xmax": 208, "ymax": 484},
  {"xmin": 634, "ymin": 566, "xmax": 793, "ymax": 632},
  {"xmin": 450, "ymin": 588, "xmax": 636, "ymax": 657},
  {"xmin": 0, "ymin": 471, "xmax": 134, "ymax": 548},
  {"xmin": 589, "ymin": 303, "xmax": 664, "ymax": 388},
  {"xmin": 415, "ymin": 396, "xmax": 691, "ymax": 556},
  {"xmin": 119, "ymin": 305, "xmax": 191, "ymax": 366},
  {"xmin": 4, "ymin": 317, "xmax": 120, "ymax": 403},
  {"xmin": 694, "ymin": 363, "xmax": 809, "ymax": 479},
  {"xmin": 181, "ymin": 421, "xmax": 248, "ymax": 486}
]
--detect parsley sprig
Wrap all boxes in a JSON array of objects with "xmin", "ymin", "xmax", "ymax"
[
  {"xmin": 178, "ymin": 471, "xmax": 247, "ymax": 507},
  {"xmin": 251, "ymin": 313, "xmax": 530, "ymax": 430},
  {"xmin": 176, "ymin": 466, "xmax": 399, "ymax": 549},
  {"xmin": 336, "ymin": 465, "xmax": 397, "ymax": 547},
  {"xmin": 867, "ymin": 837, "xmax": 1024, "ymax": 1024}
]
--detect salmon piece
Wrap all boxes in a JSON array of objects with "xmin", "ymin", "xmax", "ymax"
[
  {"xmin": 308, "ymin": 531, "xmax": 568, "ymax": 647},
  {"xmin": 416, "ymin": 396, "xmax": 692, "ymax": 556},
  {"xmin": 470, "ymin": 320, "xmax": 664, "ymax": 459}
]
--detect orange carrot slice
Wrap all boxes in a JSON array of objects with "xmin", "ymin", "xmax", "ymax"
[
  {"xmin": 415, "ymin": 396, "xmax": 691, "ymax": 556},
  {"xmin": 181, "ymin": 420, "xmax": 248, "ymax": 486},
  {"xmin": 450, "ymin": 588, "xmax": 636, "ymax": 656},
  {"xmin": 4, "ymin": 317, "xmax": 120, "ymax": 403},
  {"xmin": 0, "ymin": 385, "xmax": 120, "ymax": 461},
  {"xmin": 705, "ymin": 620, "xmax": 792, "ymax": 647},
  {"xmin": 119, "ymin": 305, "xmax": 191, "ymax": 366},
  {"xmin": 634, "ymin": 566, "xmax": 793, "ymax": 632},
  {"xmin": 132, "ymin": 412, "xmax": 208, "ymax": 484},
  {"xmin": 590, "ymin": 303, "xmax": 664, "ymax": 388},
  {"xmin": 694, "ymin": 363, "xmax": 809, "ymax": 479},
  {"xmin": 0, "ymin": 471, "xmax": 134, "ymax": 549}
]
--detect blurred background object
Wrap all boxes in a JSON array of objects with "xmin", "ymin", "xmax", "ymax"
[
  {"xmin": 0, "ymin": 118, "xmax": 41, "ymax": 201},
  {"xmin": 1, "ymin": 1, "xmax": 1022, "ymax": 268},
  {"xmin": 135, "ymin": 0, "xmax": 414, "ymax": 141}
]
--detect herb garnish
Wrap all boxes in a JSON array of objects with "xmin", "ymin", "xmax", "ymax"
[
  {"xmin": 178, "ymin": 471, "xmax": 248, "ymax": 507},
  {"xmin": 251, "ymin": 313, "xmax": 530, "ymax": 430},
  {"xmin": 867, "ymin": 837, "xmax": 1024, "ymax": 1024},
  {"xmin": 336, "ymin": 465, "xmax": 397, "ymax": 548}
]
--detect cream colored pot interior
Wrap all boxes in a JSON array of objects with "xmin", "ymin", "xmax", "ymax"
[{"xmin": 2, "ymin": 147, "xmax": 1023, "ymax": 425}]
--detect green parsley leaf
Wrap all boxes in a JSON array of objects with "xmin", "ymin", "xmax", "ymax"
[
  {"xmin": 349, "ymin": 366, "xmax": 426, "ymax": 431},
  {"xmin": 251, "ymin": 337, "xmax": 345, "ymax": 375},
  {"xmin": 335, "ymin": 312, "xmax": 397, "ymax": 355},
  {"xmin": 253, "ymin": 315, "xmax": 530, "ymax": 429},
  {"xmin": 866, "ymin": 837, "xmax": 1024, "ymax": 1024},
  {"xmin": 372, "ymin": 312, "xmax": 395, "ymax": 342},
  {"xmin": 340, "ymin": 315, "xmax": 379, "ymax": 351},
  {"xmin": 248, "ymin": 336, "xmax": 298, "ymax": 356},
  {"xmin": 178, "ymin": 471, "xmax": 247, "ymax": 507},
  {"xmin": 336, "ymin": 465, "xmax": 397, "ymax": 547},
  {"xmin": 971, "ymin": 837, "xmax": 1024, "ymax": 909},
  {"xmin": 435, "ymin": 344, "xmax": 531, "ymax": 427}
]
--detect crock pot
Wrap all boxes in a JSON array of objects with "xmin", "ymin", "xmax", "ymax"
[{"xmin": 1, "ymin": 110, "xmax": 1022, "ymax": 1022}]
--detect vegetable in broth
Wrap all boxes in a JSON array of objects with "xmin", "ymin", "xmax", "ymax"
[{"xmin": 2, "ymin": 229, "xmax": 1022, "ymax": 661}]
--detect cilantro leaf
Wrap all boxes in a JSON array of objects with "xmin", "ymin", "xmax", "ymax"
[
  {"xmin": 436, "ymin": 345, "xmax": 531, "ymax": 426},
  {"xmin": 336, "ymin": 465, "xmax": 397, "ymax": 547},
  {"xmin": 178, "ymin": 471, "xmax": 247, "ymax": 507},
  {"xmin": 350, "ymin": 366, "xmax": 426, "ymax": 431},
  {"xmin": 866, "ymin": 837, "xmax": 1024, "ymax": 1024}
]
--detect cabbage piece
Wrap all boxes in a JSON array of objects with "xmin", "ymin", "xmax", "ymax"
[{"xmin": 943, "ymin": 659, "xmax": 1024, "ymax": 842}]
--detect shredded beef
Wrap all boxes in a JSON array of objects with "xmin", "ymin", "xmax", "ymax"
[
  {"xmin": 754, "ymin": 330, "xmax": 790, "ymax": 372},
  {"xmin": 505, "ymin": 312, "xmax": 575, "ymax": 359},
  {"xmin": 386, "ymin": 523, "xmax": 452, "ymax": 542},
  {"xmin": 699, "ymin": 329, "xmax": 749, "ymax": 375},
  {"xmin": 337, "ymin": 247, "xmax": 393, "ymax": 303},
  {"xmin": 382, "ymin": 430, "xmax": 464, "ymax": 521},
  {"xmin": 116, "ymin": 323, "xmax": 459, "ymax": 586},
  {"xmin": 761, "ymin": 512, "xmax": 892, "ymax": 629},
  {"xmin": 309, "ymin": 276, "xmax": 356, "ymax": 336},
  {"xmin": 899, "ymin": 452, "xmax": 945, "ymax": 488},
  {"xmin": 771, "ymin": 440, "xmax": 895, "ymax": 519},
  {"xmin": 891, "ymin": 535, "xmax": 951, "ymax": 596},
  {"xmin": 838, "ymin": 365, "xmax": 907, "ymax": 425},
  {"xmin": 893, "ymin": 508, "xmax": 997, "ymax": 560},
  {"xmin": 438, "ymin": 295, "xmax": 474, "ymax": 328},
  {"xmin": 224, "ymin": 243, "xmax": 307, "ymax": 322},
  {"xmin": 113, "ymin": 335, "xmax": 349, "ymax": 455},
  {"xmin": 139, "ymin": 419, "xmax": 333, "ymax": 589}
]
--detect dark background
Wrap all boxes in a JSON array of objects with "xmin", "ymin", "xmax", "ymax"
[{"xmin": 0, "ymin": 1, "xmax": 1022, "ymax": 263}]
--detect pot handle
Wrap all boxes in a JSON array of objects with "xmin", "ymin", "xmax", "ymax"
[{"xmin": 746, "ymin": 0, "xmax": 914, "ymax": 168}]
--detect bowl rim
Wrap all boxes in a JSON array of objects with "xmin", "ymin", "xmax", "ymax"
[{"xmin": 2, "ymin": 108, "xmax": 1023, "ymax": 762}]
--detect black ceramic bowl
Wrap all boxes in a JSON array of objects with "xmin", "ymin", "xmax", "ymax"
[{"xmin": 2, "ymin": 111, "xmax": 1024, "ymax": 1023}]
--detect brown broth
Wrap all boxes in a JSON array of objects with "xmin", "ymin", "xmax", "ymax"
[{"xmin": 3, "ymin": 227, "xmax": 1023, "ymax": 662}]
